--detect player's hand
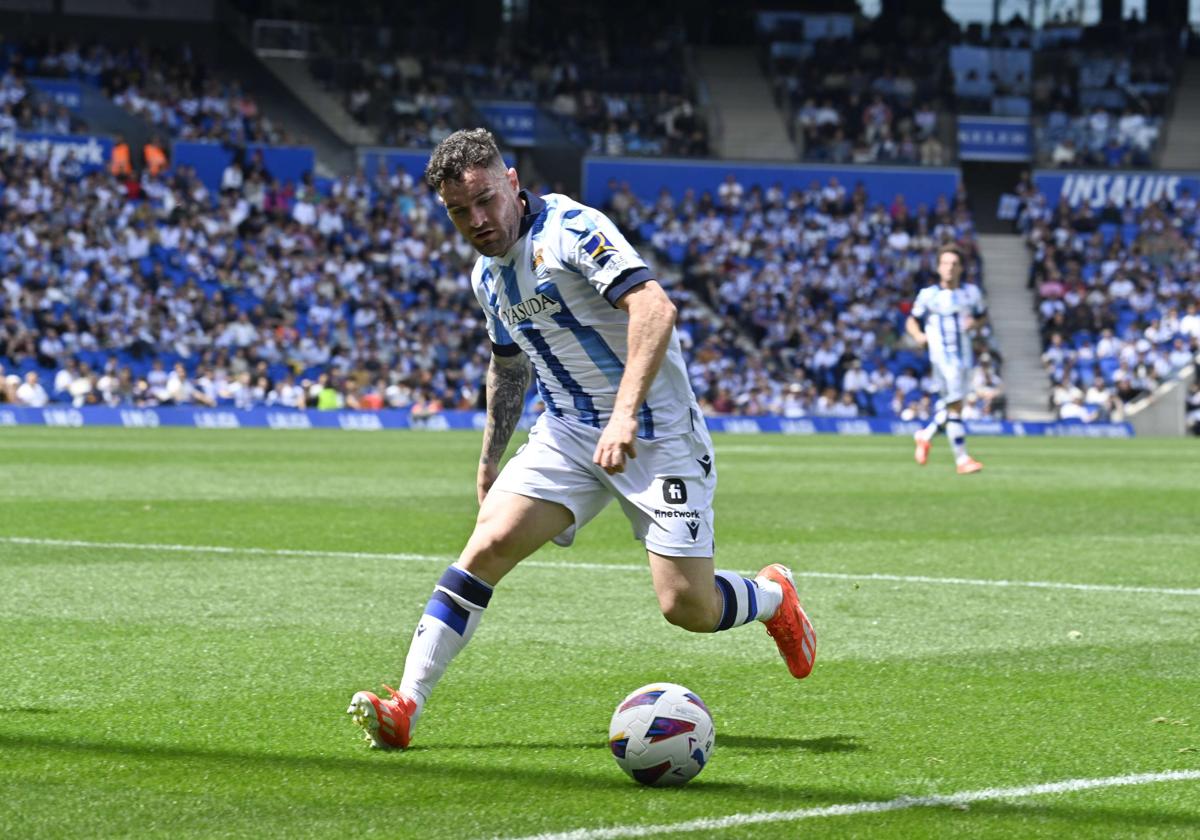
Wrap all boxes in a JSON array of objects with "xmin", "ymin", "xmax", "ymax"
[
  {"xmin": 477, "ymin": 460, "xmax": 499, "ymax": 505},
  {"xmin": 912, "ymin": 333, "xmax": 928, "ymax": 348},
  {"xmin": 593, "ymin": 414, "xmax": 639, "ymax": 475}
]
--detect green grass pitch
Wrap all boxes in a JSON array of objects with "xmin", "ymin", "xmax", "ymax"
[{"xmin": 1, "ymin": 427, "xmax": 1197, "ymax": 838}]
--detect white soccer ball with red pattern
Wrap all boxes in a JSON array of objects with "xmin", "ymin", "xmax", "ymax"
[{"xmin": 608, "ymin": 682, "xmax": 715, "ymax": 786}]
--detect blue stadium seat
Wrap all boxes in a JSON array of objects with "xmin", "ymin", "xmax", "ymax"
[{"xmin": 1098, "ymin": 357, "xmax": 1119, "ymax": 381}]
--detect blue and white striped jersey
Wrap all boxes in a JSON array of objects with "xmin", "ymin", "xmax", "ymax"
[
  {"xmin": 471, "ymin": 191, "xmax": 699, "ymax": 439},
  {"xmin": 911, "ymin": 283, "xmax": 985, "ymax": 368}
]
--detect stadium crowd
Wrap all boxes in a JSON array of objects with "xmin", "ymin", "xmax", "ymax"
[
  {"xmin": 0, "ymin": 131, "xmax": 997, "ymax": 422},
  {"xmin": 313, "ymin": 16, "xmax": 708, "ymax": 156},
  {"xmin": 1, "ymin": 45, "xmax": 82, "ymax": 136},
  {"xmin": 1034, "ymin": 19, "xmax": 1176, "ymax": 168},
  {"xmin": 3, "ymin": 36, "xmax": 289, "ymax": 146},
  {"xmin": 1014, "ymin": 173, "xmax": 1200, "ymax": 422},
  {"xmin": 604, "ymin": 175, "xmax": 1001, "ymax": 421},
  {"xmin": 767, "ymin": 25, "xmax": 952, "ymax": 166}
]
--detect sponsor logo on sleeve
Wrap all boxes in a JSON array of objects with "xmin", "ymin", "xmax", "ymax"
[{"xmin": 582, "ymin": 231, "xmax": 621, "ymax": 267}]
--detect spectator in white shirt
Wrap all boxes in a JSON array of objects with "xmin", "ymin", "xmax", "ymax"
[
  {"xmin": 1167, "ymin": 338, "xmax": 1195, "ymax": 371},
  {"xmin": 16, "ymin": 371, "xmax": 48, "ymax": 407},
  {"xmin": 268, "ymin": 374, "xmax": 305, "ymax": 409},
  {"xmin": 292, "ymin": 198, "xmax": 317, "ymax": 226},
  {"xmin": 54, "ymin": 359, "xmax": 78, "ymax": 397},
  {"xmin": 1059, "ymin": 395, "xmax": 1098, "ymax": 422},
  {"xmin": 1180, "ymin": 303, "xmax": 1200, "ymax": 340},
  {"xmin": 1095, "ymin": 329, "xmax": 1121, "ymax": 358},
  {"xmin": 1051, "ymin": 378, "xmax": 1084, "ymax": 408},
  {"xmin": 165, "ymin": 362, "xmax": 194, "ymax": 404},
  {"xmin": 781, "ymin": 383, "xmax": 809, "ymax": 418},
  {"xmin": 67, "ymin": 365, "xmax": 94, "ymax": 406},
  {"xmin": 831, "ymin": 391, "xmax": 859, "ymax": 417},
  {"xmin": 221, "ymin": 161, "xmax": 244, "ymax": 193}
]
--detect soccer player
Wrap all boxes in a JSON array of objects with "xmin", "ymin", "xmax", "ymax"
[
  {"xmin": 347, "ymin": 129, "xmax": 817, "ymax": 749},
  {"xmin": 906, "ymin": 244, "xmax": 986, "ymax": 474}
]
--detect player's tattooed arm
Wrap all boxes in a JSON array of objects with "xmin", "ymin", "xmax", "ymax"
[{"xmin": 481, "ymin": 351, "xmax": 530, "ymax": 467}]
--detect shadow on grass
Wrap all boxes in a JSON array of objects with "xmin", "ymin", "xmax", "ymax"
[
  {"xmin": 719, "ymin": 733, "xmax": 864, "ymax": 753},
  {"xmin": 0, "ymin": 707, "xmax": 58, "ymax": 715},
  {"xmin": 432, "ymin": 734, "xmax": 862, "ymax": 753},
  {"xmin": 0, "ymin": 731, "xmax": 850, "ymax": 799}
]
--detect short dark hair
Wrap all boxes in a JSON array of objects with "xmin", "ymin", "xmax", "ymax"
[{"xmin": 424, "ymin": 128, "xmax": 502, "ymax": 191}]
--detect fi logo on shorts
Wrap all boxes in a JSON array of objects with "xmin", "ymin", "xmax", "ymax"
[{"xmin": 662, "ymin": 478, "xmax": 688, "ymax": 505}]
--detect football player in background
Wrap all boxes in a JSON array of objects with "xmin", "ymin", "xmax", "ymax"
[
  {"xmin": 347, "ymin": 129, "xmax": 817, "ymax": 749},
  {"xmin": 906, "ymin": 244, "xmax": 986, "ymax": 474}
]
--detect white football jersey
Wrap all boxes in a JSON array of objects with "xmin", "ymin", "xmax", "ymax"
[
  {"xmin": 911, "ymin": 283, "xmax": 986, "ymax": 368},
  {"xmin": 472, "ymin": 191, "xmax": 700, "ymax": 439}
]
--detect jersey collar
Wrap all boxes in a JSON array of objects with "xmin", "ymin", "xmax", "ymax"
[{"xmin": 518, "ymin": 190, "xmax": 546, "ymax": 238}]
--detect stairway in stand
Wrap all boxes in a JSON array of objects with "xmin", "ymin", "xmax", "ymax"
[
  {"xmin": 977, "ymin": 233, "xmax": 1052, "ymax": 420},
  {"xmin": 693, "ymin": 47, "xmax": 795, "ymax": 160}
]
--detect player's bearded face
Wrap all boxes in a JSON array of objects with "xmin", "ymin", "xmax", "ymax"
[{"xmin": 441, "ymin": 165, "xmax": 523, "ymax": 257}]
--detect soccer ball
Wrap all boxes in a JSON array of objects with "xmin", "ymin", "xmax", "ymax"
[{"xmin": 608, "ymin": 682, "xmax": 715, "ymax": 786}]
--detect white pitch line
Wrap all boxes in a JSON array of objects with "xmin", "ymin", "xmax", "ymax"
[
  {"xmin": 499, "ymin": 769, "xmax": 1200, "ymax": 840},
  {"xmin": 0, "ymin": 536, "xmax": 643, "ymax": 573},
  {"xmin": 0, "ymin": 535, "xmax": 452, "ymax": 565},
  {"xmin": 799, "ymin": 570, "xmax": 1200, "ymax": 598},
  {"xmin": 2, "ymin": 536, "xmax": 1200, "ymax": 597}
]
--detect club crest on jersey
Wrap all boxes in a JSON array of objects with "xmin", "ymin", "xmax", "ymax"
[
  {"xmin": 531, "ymin": 247, "xmax": 552, "ymax": 279},
  {"xmin": 501, "ymin": 292, "xmax": 562, "ymax": 327}
]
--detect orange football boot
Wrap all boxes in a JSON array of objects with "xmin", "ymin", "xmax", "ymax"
[
  {"xmin": 347, "ymin": 685, "xmax": 416, "ymax": 749},
  {"xmin": 914, "ymin": 433, "xmax": 931, "ymax": 466},
  {"xmin": 956, "ymin": 458, "xmax": 984, "ymax": 475},
  {"xmin": 757, "ymin": 564, "xmax": 817, "ymax": 678}
]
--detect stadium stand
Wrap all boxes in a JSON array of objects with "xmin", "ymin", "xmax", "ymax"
[
  {"xmin": 1031, "ymin": 18, "xmax": 1179, "ymax": 168},
  {"xmin": 0, "ymin": 41, "xmax": 84, "ymax": 135},
  {"xmin": 762, "ymin": 12, "xmax": 955, "ymax": 165},
  {"xmin": 4, "ymin": 1, "xmax": 1196, "ymax": 434},
  {"xmin": 1014, "ymin": 175, "xmax": 1200, "ymax": 421},
  {"xmin": 0, "ymin": 127, "xmax": 993, "ymax": 420},
  {"xmin": 602, "ymin": 175, "xmax": 1002, "ymax": 420},
  {"xmin": 7, "ymin": 37, "xmax": 290, "ymax": 145},
  {"xmin": 301, "ymin": 4, "xmax": 709, "ymax": 156}
]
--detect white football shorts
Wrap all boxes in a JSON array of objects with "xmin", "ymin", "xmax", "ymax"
[
  {"xmin": 932, "ymin": 360, "xmax": 972, "ymax": 404},
  {"xmin": 489, "ymin": 412, "xmax": 717, "ymax": 558}
]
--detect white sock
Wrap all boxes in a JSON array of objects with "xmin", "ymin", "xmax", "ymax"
[
  {"xmin": 946, "ymin": 415, "xmax": 969, "ymax": 463},
  {"xmin": 714, "ymin": 570, "xmax": 782, "ymax": 630},
  {"xmin": 398, "ymin": 564, "xmax": 492, "ymax": 728},
  {"xmin": 918, "ymin": 408, "xmax": 948, "ymax": 442}
]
